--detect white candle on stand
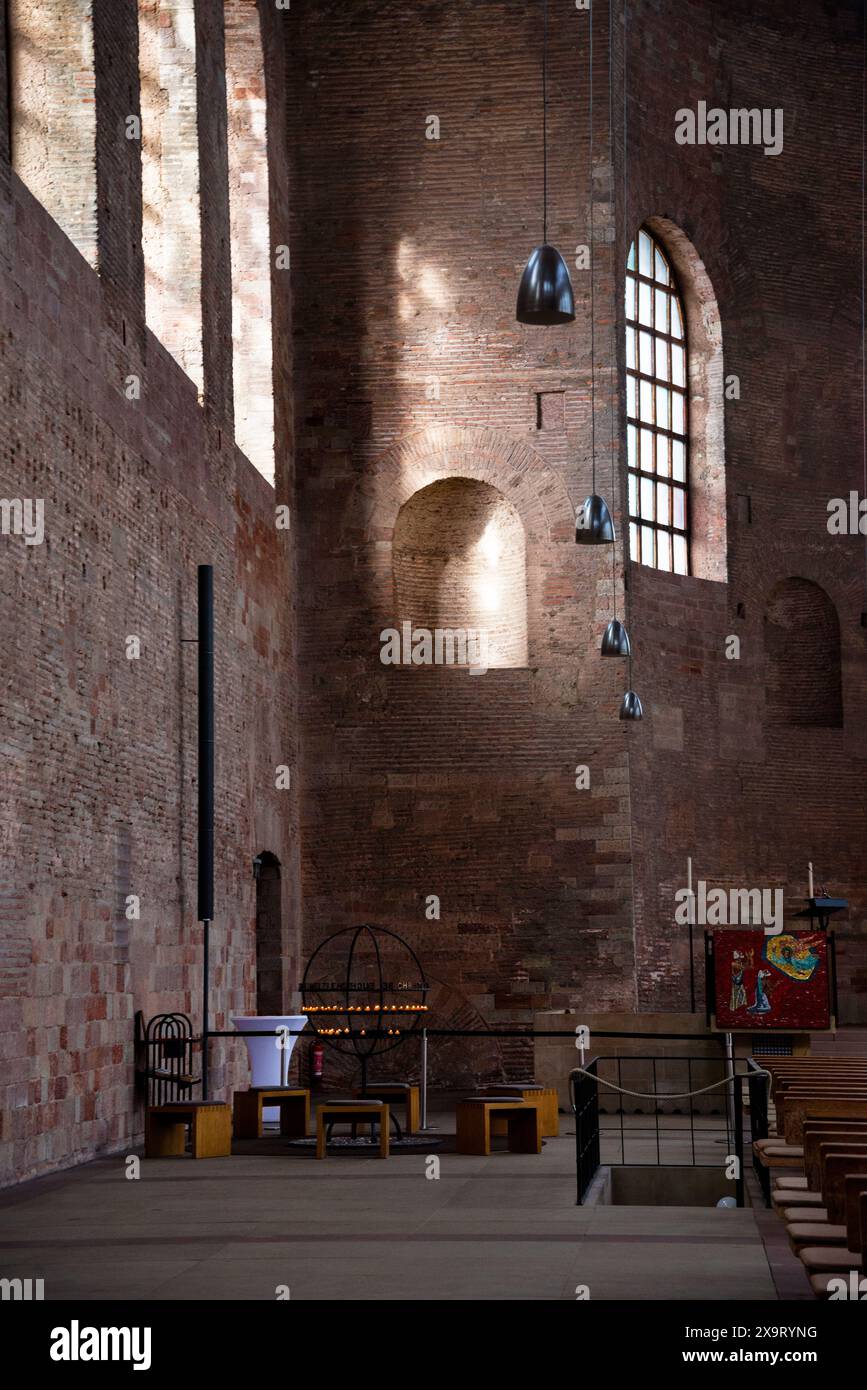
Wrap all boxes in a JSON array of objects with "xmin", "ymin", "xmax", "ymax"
[{"xmin": 808, "ymin": 862, "xmax": 814, "ymax": 899}]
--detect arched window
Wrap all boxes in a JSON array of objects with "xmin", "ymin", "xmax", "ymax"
[{"xmin": 625, "ymin": 227, "xmax": 689, "ymax": 575}]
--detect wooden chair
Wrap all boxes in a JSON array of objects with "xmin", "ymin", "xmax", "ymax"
[
  {"xmin": 233, "ymin": 1087, "xmax": 310, "ymax": 1140},
  {"xmin": 455, "ymin": 1098, "xmax": 542, "ymax": 1156},
  {"xmin": 353, "ymin": 1084, "xmax": 419, "ymax": 1136},
  {"xmin": 145, "ymin": 1101, "xmax": 232, "ymax": 1158},
  {"xmin": 481, "ymin": 1083, "xmax": 559, "ymax": 1138},
  {"xmin": 315, "ymin": 1101, "xmax": 390, "ymax": 1159}
]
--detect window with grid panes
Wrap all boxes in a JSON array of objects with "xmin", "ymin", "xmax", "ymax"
[{"xmin": 625, "ymin": 228, "xmax": 689, "ymax": 575}]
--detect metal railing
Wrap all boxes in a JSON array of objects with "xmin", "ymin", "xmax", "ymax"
[
  {"xmin": 570, "ymin": 1057, "xmax": 601, "ymax": 1202},
  {"xmin": 570, "ymin": 1054, "xmax": 746, "ymax": 1206},
  {"xmin": 746, "ymin": 1056, "xmax": 771, "ymax": 1205}
]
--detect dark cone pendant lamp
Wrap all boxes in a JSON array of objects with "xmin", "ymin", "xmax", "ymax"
[
  {"xmin": 619, "ymin": 690, "xmax": 644, "ymax": 721},
  {"xmin": 576, "ymin": 493, "xmax": 615, "ymax": 544},
  {"xmin": 517, "ymin": 245, "xmax": 575, "ymax": 325},
  {"xmin": 601, "ymin": 618, "xmax": 631, "ymax": 657},
  {"xmin": 516, "ymin": 0, "xmax": 575, "ymax": 326}
]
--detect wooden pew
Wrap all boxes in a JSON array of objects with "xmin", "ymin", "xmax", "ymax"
[{"xmin": 782, "ymin": 1098, "xmax": 867, "ymax": 1146}]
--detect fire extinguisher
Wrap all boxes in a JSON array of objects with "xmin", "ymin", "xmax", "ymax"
[{"xmin": 310, "ymin": 1039, "xmax": 324, "ymax": 1087}]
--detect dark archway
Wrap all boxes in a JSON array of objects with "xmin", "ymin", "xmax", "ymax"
[{"xmin": 254, "ymin": 852, "xmax": 283, "ymax": 1015}]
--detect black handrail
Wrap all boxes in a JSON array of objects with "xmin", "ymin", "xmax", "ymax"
[
  {"xmin": 570, "ymin": 1054, "xmax": 750, "ymax": 1207},
  {"xmin": 746, "ymin": 1056, "xmax": 771, "ymax": 1205},
  {"xmin": 570, "ymin": 1058, "xmax": 601, "ymax": 1203}
]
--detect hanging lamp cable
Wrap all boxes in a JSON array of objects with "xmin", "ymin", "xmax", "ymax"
[
  {"xmin": 861, "ymin": 0, "xmax": 866, "ymax": 580},
  {"xmin": 542, "ymin": 0, "xmax": 548, "ymax": 246},
  {"xmin": 621, "ymin": 0, "xmax": 630, "ymax": 639},
  {"xmin": 609, "ymin": 0, "xmax": 618, "ymax": 618},
  {"xmin": 589, "ymin": 0, "xmax": 596, "ymax": 493}
]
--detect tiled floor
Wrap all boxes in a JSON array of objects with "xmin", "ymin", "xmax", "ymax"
[{"xmin": 0, "ymin": 1110, "xmax": 782, "ymax": 1301}]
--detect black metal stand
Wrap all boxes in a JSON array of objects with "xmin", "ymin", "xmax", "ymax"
[
  {"xmin": 300, "ymin": 924, "xmax": 429, "ymax": 1088},
  {"xmin": 197, "ymin": 565, "xmax": 214, "ymax": 1101}
]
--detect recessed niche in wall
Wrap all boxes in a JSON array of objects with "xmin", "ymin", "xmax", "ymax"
[
  {"xmin": 536, "ymin": 391, "xmax": 565, "ymax": 431},
  {"xmin": 392, "ymin": 477, "xmax": 528, "ymax": 667},
  {"xmin": 764, "ymin": 577, "xmax": 843, "ymax": 728},
  {"xmin": 255, "ymin": 852, "xmax": 283, "ymax": 1015}
]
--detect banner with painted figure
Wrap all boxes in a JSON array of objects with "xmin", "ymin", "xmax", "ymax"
[{"xmin": 712, "ymin": 929, "xmax": 831, "ymax": 1030}]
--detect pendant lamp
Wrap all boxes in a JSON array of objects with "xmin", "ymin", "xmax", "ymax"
[
  {"xmin": 576, "ymin": 492, "xmax": 615, "ymax": 544},
  {"xmin": 601, "ymin": 618, "xmax": 630, "ymax": 657},
  {"xmin": 619, "ymin": 690, "xmax": 644, "ymax": 721},
  {"xmin": 516, "ymin": 0, "xmax": 575, "ymax": 325}
]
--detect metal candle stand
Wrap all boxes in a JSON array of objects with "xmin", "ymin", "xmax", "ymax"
[{"xmin": 300, "ymin": 924, "xmax": 430, "ymax": 1107}]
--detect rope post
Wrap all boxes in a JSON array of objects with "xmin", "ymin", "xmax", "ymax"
[
  {"xmin": 418, "ymin": 1027, "xmax": 437, "ymax": 1132},
  {"xmin": 724, "ymin": 1031, "xmax": 736, "ymax": 1142}
]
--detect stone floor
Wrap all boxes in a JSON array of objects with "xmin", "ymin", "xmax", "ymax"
[{"xmin": 0, "ymin": 1107, "xmax": 786, "ymax": 1301}]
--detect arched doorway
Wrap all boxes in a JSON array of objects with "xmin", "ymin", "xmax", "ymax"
[{"xmin": 254, "ymin": 852, "xmax": 283, "ymax": 1015}]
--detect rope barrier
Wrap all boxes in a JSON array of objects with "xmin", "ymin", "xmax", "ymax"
[{"xmin": 570, "ymin": 1064, "xmax": 771, "ymax": 1101}]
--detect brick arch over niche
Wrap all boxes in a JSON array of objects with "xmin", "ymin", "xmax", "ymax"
[
  {"xmin": 393, "ymin": 478, "xmax": 528, "ymax": 668},
  {"xmin": 344, "ymin": 425, "xmax": 575, "ymax": 659},
  {"xmin": 764, "ymin": 577, "xmax": 843, "ymax": 728},
  {"xmin": 644, "ymin": 216, "xmax": 728, "ymax": 584}
]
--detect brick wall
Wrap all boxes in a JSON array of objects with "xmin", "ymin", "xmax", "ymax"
[
  {"xmin": 0, "ymin": 0, "xmax": 299, "ymax": 1186},
  {"xmin": 2, "ymin": 0, "xmax": 866, "ymax": 1186},
  {"xmin": 286, "ymin": 0, "xmax": 867, "ymax": 1052},
  {"xmin": 286, "ymin": 0, "xmax": 637, "ymax": 1075},
  {"xmin": 621, "ymin": 0, "xmax": 867, "ymax": 1014}
]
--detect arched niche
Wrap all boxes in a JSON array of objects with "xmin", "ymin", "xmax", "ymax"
[
  {"xmin": 392, "ymin": 477, "xmax": 528, "ymax": 668},
  {"xmin": 764, "ymin": 578, "xmax": 843, "ymax": 728}
]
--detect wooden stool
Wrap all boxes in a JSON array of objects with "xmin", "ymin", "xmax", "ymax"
[
  {"xmin": 456, "ymin": 1098, "xmax": 542, "ymax": 1156},
  {"xmin": 316, "ymin": 1101, "xmax": 390, "ymax": 1159},
  {"xmin": 233, "ymin": 1087, "xmax": 310, "ymax": 1140},
  {"xmin": 482, "ymin": 1083, "xmax": 559, "ymax": 1138},
  {"xmin": 145, "ymin": 1102, "xmax": 232, "ymax": 1159},
  {"xmin": 353, "ymin": 1084, "xmax": 420, "ymax": 1135}
]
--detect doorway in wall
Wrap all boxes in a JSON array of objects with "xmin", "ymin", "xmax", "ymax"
[{"xmin": 254, "ymin": 852, "xmax": 283, "ymax": 1015}]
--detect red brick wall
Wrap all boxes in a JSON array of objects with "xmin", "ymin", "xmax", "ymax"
[
  {"xmin": 286, "ymin": 0, "xmax": 638, "ymax": 1071},
  {"xmin": 286, "ymin": 0, "xmax": 867, "ymax": 1048},
  {"xmin": 0, "ymin": 0, "xmax": 299, "ymax": 1186},
  {"xmin": 620, "ymin": 0, "xmax": 867, "ymax": 1015},
  {"xmin": 3, "ymin": 0, "xmax": 866, "ymax": 1186}
]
